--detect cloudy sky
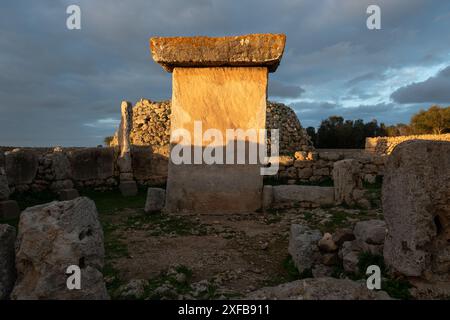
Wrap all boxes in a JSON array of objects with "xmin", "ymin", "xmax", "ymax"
[{"xmin": 1, "ymin": 0, "xmax": 449, "ymax": 146}]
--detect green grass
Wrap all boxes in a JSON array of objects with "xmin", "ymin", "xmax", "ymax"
[
  {"xmin": 321, "ymin": 210, "xmax": 348, "ymax": 232},
  {"xmin": 80, "ymin": 188, "xmax": 147, "ymax": 214},
  {"xmin": 123, "ymin": 212, "xmax": 208, "ymax": 236}
]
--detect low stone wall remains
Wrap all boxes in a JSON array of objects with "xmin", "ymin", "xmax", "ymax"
[{"xmin": 365, "ymin": 133, "xmax": 450, "ymax": 155}]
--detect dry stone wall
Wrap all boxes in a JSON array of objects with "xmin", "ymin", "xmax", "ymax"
[
  {"xmin": 274, "ymin": 149, "xmax": 386, "ymax": 185},
  {"xmin": 365, "ymin": 133, "xmax": 450, "ymax": 155},
  {"xmin": 1, "ymin": 146, "xmax": 168, "ymax": 195},
  {"xmin": 1, "ymin": 146, "xmax": 385, "ymax": 193}
]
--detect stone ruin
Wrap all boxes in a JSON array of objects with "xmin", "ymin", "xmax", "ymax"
[
  {"xmin": 110, "ymin": 99, "xmax": 314, "ymax": 156},
  {"xmin": 151, "ymin": 34, "xmax": 286, "ymax": 213},
  {"xmin": 1, "ymin": 32, "xmax": 449, "ymax": 300}
]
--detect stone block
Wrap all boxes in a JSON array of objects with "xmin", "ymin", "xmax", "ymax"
[
  {"xmin": 0, "ymin": 200, "xmax": 20, "ymax": 220},
  {"xmin": 144, "ymin": 188, "xmax": 165, "ymax": 213},
  {"xmin": 58, "ymin": 189, "xmax": 79, "ymax": 201},
  {"xmin": 272, "ymin": 185, "xmax": 335, "ymax": 207},
  {"xmin": 150, "ymin": 34, "xmax": 286, "ymax": 72},
  {"xmin": 119, "ymin": 181, "xmax": 138, "ymax": 197},
  {"xmin": 383, "ymin": 140, "xmax": 450, "ymax": 281},
  {"xmin": 0, "ymin": 224, "xmax": 16, "ymax": 300}
]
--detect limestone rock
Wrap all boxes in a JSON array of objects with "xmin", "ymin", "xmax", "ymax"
[
  {"xmin": 144, "ymin": 187, "xmax": 165, "ymax": 213},
  {"xmin": 339, "ymin": 241, "xmax": 361, "ymax": 273},
  {"xmin": 5, "ymin": 149, "xmax": 38, "ymax": 185},
  {"xmin": 0, "ymin": 200, "xmax": 20, "ymax": 220},
  {"xmin": 288, "ymin": 224, "xmax": 322, "ymax": 273},
  {"xmin": 0, "ymin": 224, "xmax": 16, "ymax": 300},
  {"xmin": 262, "ymin": 185, "xmax": 273, "ymax": 211},
  {"xmin": 11, "ymin": 197, "xmax": 109, "ymax": 300},
  {"xmin": 119, "ymin": 181, "xmax": 138, "ymax": 197},
  {"xmin": 354, "ymin": 220, "xmax": 386, "ymax": 245},
  {"xmin": 150, "ymin": 33, "xmax": 286, "ymax": 73},
  {"xmin": 383, "ymin": 140, "xmax": 450, "ymax": 281},
  {"xmin": 318, "ymin": 233, "xmax": 338, "ymax": 252},
  {"xmin": 332, "ymin": 228, "xmax": 355, "ymax": 246},
  {"xmin": 246, "ymin": 277, "xmax": 391, "ymax": 300},
  {"xmin": 332, "ymin": 159, "xmax": 362, "ymax": 206},
  {"xmin": 0, "ymin": 167, "xmax": 10, "ymax": 200},
  {"xmin": 273, "ymin": 185, "xmax": 334, "ymax": 207}
]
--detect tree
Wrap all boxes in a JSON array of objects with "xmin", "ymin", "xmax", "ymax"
[
  {"xmin": 411, "ymin": 105, "xmax": 450, "ymax": 134},
  {"xmin": 306, "ymin": 127, "xmax": 317, "ymax": 145},
  {"xmin": 104, "ymin": 136, "xmax": 114, "ymax": 146},
  {"xmin": 315, "ymin": 116, "xmax": 387, "ymax": 149}
]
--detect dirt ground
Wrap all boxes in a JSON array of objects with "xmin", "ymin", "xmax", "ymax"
[{"xmin": 99, "ymin": 197, "xmax": 382, "ymax": 299}]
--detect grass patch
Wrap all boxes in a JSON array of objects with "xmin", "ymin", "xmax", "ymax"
[
  {"xmin": 321, "ymin": 210, "xmax": 348, "ymax": 232},
  {"xmin": 80, "ymin": 188, "xmax": 147, "ymax": 214},
  {"xmin": 124, "ymin": 212, "xmax": 208, "ymax": 236},
  {"xmin": 282, "ymin": 255, "xmax": 313, "ymax": 280}
]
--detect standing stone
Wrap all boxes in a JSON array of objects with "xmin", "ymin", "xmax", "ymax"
[
  {"xmin": 332, "ymin": 159, "xmax": 362, "ymax": 206},
  {"xmin": 288, "ymin": 224, "xmax": 322, "ymax": 273},
  {"xmin": 354, "ymin": 220, "xmax": 386, "ymax": 245},
  {"xmin": 118, "ymin": 101, "xmax": 137, "ymax": 196},
  {"xmin": 383, "ymin": 140, "xmax": 450, "ymax": 283},
  {"xmin": 144, "ymin": 187, "xmax": 165, "ymax": 213},
  {"xmin": 0, "ymin": 167, "xmax": 10, "ymax": 201},
  {"xmin": 11, "ymin": 197, "xmax": 109, "ymax": 300},
  {"xmin": 262, "ymin": 185, "xmax": 273, "ymax": 211},
  {"xmin": 0, "ymin": 224, "xmax": 16, "ymax": 300},
  {"xmin": 150, "ymin": 34, "xmax": 286, "ymax": 213}
]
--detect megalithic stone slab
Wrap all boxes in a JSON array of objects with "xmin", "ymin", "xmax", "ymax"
[
  {"xmin": 150, "ymin": 34, "xmax": 286, "ymax": 213},
  {"xmin": 150, "ymin": 34, "xmax": 286, "ymax": 72}
]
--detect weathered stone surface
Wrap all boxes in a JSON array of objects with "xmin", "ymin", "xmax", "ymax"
[
  {"xmin": 272, "ymin": 185, "xmax": 335, "ymax": 207},
  {"xmin": 383, "ymin": 140, "xmax": 450, "ymax": 281},
  {"xmin": 0, "ymin": 200, "xmax": 20, "ymax": 220},
  {"xmin": 246, "ymin": 277, "xmax": 391, "ymax": 300},
  {"xmin": 5, "ymin": 149, "xmax": 38, "ymax": 185},
  {"xmin": 48, "ymin": 152, "xmax": 71, "ymax": 181},
  {"xmin": 332, "ymin": 159, "xmax": 362, "ymax": 206},
  {"xmin": 119, "ymin": 181, "xmax": 138, "ymax": 197},
  {"xmin": 288, "ymin": 224, "xmax": 321, "ymax": 273},
  {"xmin": 332, "ymin": 228, "xmax": 355, "ymax": 246},
  {"xmin": 69, "ymin": 148, "xmax": 114, "ymax": 182},
  {"xmin": 165, "ymin": 67, "xmax": 267, "ymax": 213},
  {"xmin": 144, "ymin": 188, "xmax": 165, "ymax": 213},
  {"xmin": 0, "ymin": 224, "xmax": 16, "ymax": 300},
  {"xmin": 262, "ymin": 185, "xmax": 273, "ymax": 211},
  {"xmin": 354, "ymin": 220, "xmax": 386, "ymax": 245},
  {"xmin": 11, "ymin": 197, "xmax": 109, "ymax": 300},
  {"xmin": 339, "ymin": 241, "xmax": 361, "ymax": 273},
  {"xmin": 151, "ymin": 34, "xmax": 286, "ymax": 73},
  {"xmin": 318, "ymin": 232, "xmax": 338, "ymax": 252},
  {"xmin": 58, "ymin": 189, "xmax": 79, "ymax": 201},
  {"xmin": 118, "ymin": 101, "xmax": 133, "ymax": 176},
  {"xmin": 0, "ymin": 167, "xmax": 10, "ymax": 200}
]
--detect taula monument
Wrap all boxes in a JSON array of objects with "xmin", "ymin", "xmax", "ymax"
[{"xmin": 150, "ymin": 34, "xmax": 286, "ymax": 213}]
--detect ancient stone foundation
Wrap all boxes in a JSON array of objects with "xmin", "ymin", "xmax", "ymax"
[{"xmin": 150, "ymin": 34, "xmax": 286, "ymax": 213}]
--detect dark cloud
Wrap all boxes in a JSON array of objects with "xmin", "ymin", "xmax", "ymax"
[
  {"xmin": 390, "ymin": 66, "xmax": 450, "ymax": 104},
  {"xmin": 268, "ymin": 80, "xmax": 305, "ymax": 99}
]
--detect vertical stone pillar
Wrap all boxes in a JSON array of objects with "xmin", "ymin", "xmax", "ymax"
[
  {"xmin": 118, "ymin": 100, "xmax": 137, "ymax": 196},
  {"xmin": 150, "ymin": 34, "xmax": 286, "ymax": 213},
  {"xmin": 332, "ymin": 159, "xmax": 362, "ymax": 206}
]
